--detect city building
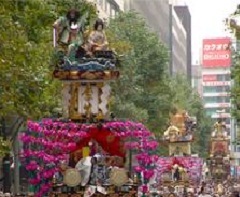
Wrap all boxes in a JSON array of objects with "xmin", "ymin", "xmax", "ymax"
[
  {"xmin": 124, "ymin": 0, "xmax": 190, "ymax": 77},
  {"xmin": 200, "ymin": 37, "xmax": 240, "ymax": 169},
  {"xmin": 174, "ymin": 5, "xmax": 192, "ymax": 81},
  {"xmin": 124, "ymin": 0, "xmax": 170, "ymax": 48},
  {"xmin": 171, "ymin": 5, "xmax": 187, "ymax": 75},
  {"xmin": 201, "ymin": 37, "xmax": 232, "ymax": 128},
  {"xmin": 88, "ymin": 0, "xmax": 124, "ymax": 20},
  {"xmin": 191, "ymin": 63, "xmax": 202, "ymax": 96}
]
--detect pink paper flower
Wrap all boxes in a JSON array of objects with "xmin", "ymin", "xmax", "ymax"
[
  {"xmin": 141, "ymin": 185, "xmax": 148, "ymax": 193},
  {"xmin": 29, "ymin": 178, "xmax": 41, "ymax": 185},
  {"xmin": 134, "ymin": 166, "xmax": 143, "ymax": 173}
]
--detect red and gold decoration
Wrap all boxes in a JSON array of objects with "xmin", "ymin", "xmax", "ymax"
[
  {"xmin": 53, "ymin": 70, "xmax": 119, "ymax": 81},
  {"xmin": 156, "ymin": 157, "xmax": 203, "ymax": 186},
  {"xmin": 207, "ymin": 120, "xmax": 231, "ymax": 181},
  {"xmin": 163, "ymin": 110, "xmax": 195, "ymax": 156},
  {"xmin": 157, "ymin": 109, "xmax": 201, "ymax": 189}
]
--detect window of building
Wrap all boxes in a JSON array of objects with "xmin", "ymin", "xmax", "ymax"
[
  {"xmin": 97, "ymin": 0, "xmax": 103, "ymax": 9},
  {"xmin": 106, "ymin": 1, "xmax": 111, "ymax": 15},
  {"xmin": 206, "ymin": 111, "xmax": 213, "ymax": 116},
  {"xmin": 192, "ymin": 79, "xmax": 199, "ymax": 88},
  {"xmin": 225, "ymin": 118, "xmax": 230, "ymax": 124},
  {"xmin": 205, "ymin": 108, "xmax": 230, "ymax": 116},
  {"xmin": 103, "ymin": 0, "xmax": 107, "ymax": 12},
  {"xmin": 111, "ymin": 7, "xmax": 116, "ymax": 17},
  {"xmin": 236, "ymin": 146, "xmax": 240, "ymax": 152},
  {"xmin": 216, "ymin": 74, "xmax": 231, "ymax": 81},
  {"xmin": 203, "ymin": 97, "xmax": 230, "ymax": 103},
  {"xmin": 203, "ymin": 85, "xmax": 230, "ymax": 93},
  {"xmin": 236, "ymin": 127, "xmax": 240, "ymax": 141}
]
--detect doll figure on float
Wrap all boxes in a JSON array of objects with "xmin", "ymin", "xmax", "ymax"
[
  {"xmin": 211, "ymin": 120, "xmax": 227, "ymax": 138},
  {"xmin": 164, "ymin": 123, "xmax": 180, "ymax": 141},
  {"xmin": 53, "ymin": 8, "xmax": 88, "ymax": 58},
  {"xmin": 83, "ymin": 18, "xmax": 109, "ymax": 56},
  {"xmin": 173, "ymin": 165, "xmax": 180, "ymax": 181},
  {"xmin": 75, "ymin": 156, "xmax": 93, "ymax": 186},
  {"xmin": 75, "ymin": 155, "xmax": 106, "ymax": 186}
]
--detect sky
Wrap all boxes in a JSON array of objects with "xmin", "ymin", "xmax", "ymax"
[{"xmin": 183, "ymin": 0, "xmax": 239, "ymax": 64}]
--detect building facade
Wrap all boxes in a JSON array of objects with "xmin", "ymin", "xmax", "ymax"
[
  {"xmin": 88, "ymin": 0, "xmax": 124, "ymax": 20},
  {"xmin": 90, "ymin": 0, "xmax": 191, "ymax": 78},
  {"xmin": 171, "ymin": 6, "xmax": 187, "ymax": 75},
  {"xmin": 201, "ymin": 37, "xmax": 232, "ymax": 128},
  {"xmin": 125, "ymin": 0, "xmax": 170, "ymax": 48},
  {"xmin": 174, "ymin": 5, "xmax": 192, "ymax": 81},
  {"xmin": 191, "ymin": 64, "xmax": 202, "ymax": 96},
  {"xmin": 125, "ymin": 0, "xmax": 190, "ymax": 77}
]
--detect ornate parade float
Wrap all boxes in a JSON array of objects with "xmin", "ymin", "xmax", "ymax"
[
  {"xmin": 207, "ymin": 120, "xmax": 231, "ymax": 182},
  {"xmin": 20, "ymin": 7, "xmax": 158, "ymax": 197},
  {"xmin": 156, "ymin": 110, "xmax": 203, "ymax": 194}
]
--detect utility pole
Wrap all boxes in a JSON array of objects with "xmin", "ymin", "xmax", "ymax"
[
  {"xmin": 12, "ymin": 118, "xmax": 25, "ymax": 195},
  {"xmin": 13, "ymin": 137, "xmax": 20, "ymax": 195}
]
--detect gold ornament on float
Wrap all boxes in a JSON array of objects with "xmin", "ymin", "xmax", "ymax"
[
  {"xmin": 69, "ymin": 71, "xmax": 79, "ymax": 80},
  {"xmin": 81, "ymin": 71, "xmax": 98, "ymax": 80},
  {"xmin": 63, "ymin": 168, "xmax": 81, "ymax": 187},
  {"xmin": 110, "ymin": 168, "xmax": 128, "ymax": 186}
]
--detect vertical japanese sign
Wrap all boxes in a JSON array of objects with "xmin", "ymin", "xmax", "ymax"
[{"xmin": 202, "ymin": 38, "xmax": 231, "ymax": 67}]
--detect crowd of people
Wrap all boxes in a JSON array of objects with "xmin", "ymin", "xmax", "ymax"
[{"xmin": 148, "ymin": 181, "xmax": 240, "ymax": 197}]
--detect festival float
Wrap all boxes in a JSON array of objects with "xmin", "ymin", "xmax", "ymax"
[
  {"xmin": 207, "ymin": 120, "xmax": 231, "ymax": 182},
  {"xmin": 156, "ymin": 110, "xmax": 203, "ymax": 194},
  {"xmin": 20, "ymin": 7, "xmax": 158, "ymax": 197}
]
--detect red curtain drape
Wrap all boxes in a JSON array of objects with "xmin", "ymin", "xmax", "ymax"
[{"xmin": 73, "ymin": 126, "xmax": 126, "ymax": 157}]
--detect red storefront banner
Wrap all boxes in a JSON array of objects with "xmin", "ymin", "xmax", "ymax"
[
  {"xmin": 202, "ymin": 74, "xmax": 217, "ymax": 81},
  {"xmin": 202, "ymin": 38, "xmax": 231, "ymax": 68}
]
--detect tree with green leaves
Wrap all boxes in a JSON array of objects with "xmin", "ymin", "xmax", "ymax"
[
  {"xmin": 0, "ymin": 0, "xmax": 96, "ymax": 120},
  {"xmin": 107, "ymin": 11, "xmax": 211, "ymax": 157},
  {"xmin": 227, "ymin": 5, "xmax": 240, "ymax": 144},
  {"xmin": 107, "ymin": 12, "xmax": 174, "ymax": 133},
  {"xmin": 230, "ymin": 42, "xmax": 240, "ymax": 145},
  {"xmin": 227, "ymin": 4, "xmax": 240, "ymax": 40},
  {"xmin": 231, "ymin": 51, "xmax": 240, "ymax": 119}
]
